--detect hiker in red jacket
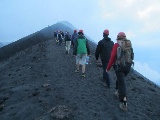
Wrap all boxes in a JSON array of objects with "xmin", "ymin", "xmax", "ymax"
[{"xmin": 106, "ymin": 32, "xmax": 132, "ymax": 111}]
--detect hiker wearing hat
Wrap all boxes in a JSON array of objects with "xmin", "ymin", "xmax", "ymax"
[
  {"xmin": 95, "ymin": 29, "xmax": 114, "ymax": 88},
  {"xmin": 73, "ymin": 30, "xmax": 90, "ymax": 77},
  {"xmin": 71, "ymin": 30, "xmax": 78, "ymax": 47},
  {"xmin": 106, "ymin": 32, "xmax": 134, "ymax": 111}
]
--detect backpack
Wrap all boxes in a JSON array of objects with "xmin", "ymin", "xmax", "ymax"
[
  {"xmin": 65, "ymin": 34, "xmax": 71, "ymax": 41},
  {"xmin": 58, "ymin": 33, "xmax": 62, "ymax": 39},
  {"xmin": 116, "ymin": 39, "xmax": 134, "ymax": 67}
]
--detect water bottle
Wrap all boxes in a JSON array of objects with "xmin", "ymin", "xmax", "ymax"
[{"xmin": 86, "ymin": 56, "xmax": 89, "ymax": 64}]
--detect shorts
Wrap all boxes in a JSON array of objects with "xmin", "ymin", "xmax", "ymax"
[{"xmin": 76, "ymin": 54, "xmax": 87, "ymax": 65}]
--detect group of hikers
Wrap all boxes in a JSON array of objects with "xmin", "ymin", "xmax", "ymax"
[{"xmin": 53, "ymin": 29, "xmax": 134, "ymax": 111}]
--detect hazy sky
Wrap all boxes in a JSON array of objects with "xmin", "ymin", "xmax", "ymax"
[{"xmin": 0, "ymin": 0, "xmax": 160, "ymax": 85}]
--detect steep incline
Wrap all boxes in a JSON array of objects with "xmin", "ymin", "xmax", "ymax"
[{"xmin": 0, "ymin": 39, "xmax": 160, "ymax": 120}]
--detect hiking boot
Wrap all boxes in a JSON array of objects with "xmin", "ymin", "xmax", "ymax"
[
  {"xmin": 114, "ymin": 90, "xmax": 119, "ymax": 98},
  {"xmin": 119, "ymin": 101, "xmax": 127, "ymax": 111},
  {"xmin": 75, "ymin": 70, "xmax": 79, "ymax": 73},
  {"xmin": 81, "ymin": 73, "xmax": 85, "ymax": 77}
]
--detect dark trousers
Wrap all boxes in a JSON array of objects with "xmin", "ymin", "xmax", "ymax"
[
  {"xmin": 102, "ymin": 62, "xmax": 110, "ymax": 87},
  {"xmin": 59, "ymin": 38, "xmax": 62, "ymax": 46},
  {"xmin": 115, "ymin": 64, "xmax": 131, "ymax": 102}
]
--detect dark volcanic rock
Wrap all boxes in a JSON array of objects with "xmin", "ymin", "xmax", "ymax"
[{"xmin": 0, "ymin": 24, "xmax": 160, "ymax": 120}]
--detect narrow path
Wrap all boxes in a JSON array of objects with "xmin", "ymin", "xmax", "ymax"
[{"xmin": 44, "ymin": 39, "xmax": 132, "ymax": 120}]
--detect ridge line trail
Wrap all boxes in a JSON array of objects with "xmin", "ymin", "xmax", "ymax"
[{"xmin": 44, "ymin": 39, "xmax": 122, "ymax": 119}]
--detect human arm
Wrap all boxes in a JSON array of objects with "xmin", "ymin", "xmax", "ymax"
[
  {"xmin": 106, "ymin": 43, "xmax": 119, "ymax": 71},
  {"xmin": 86, "ymin": 40, "xmax": 90, "ymax": 56},
  {"xmin": 95, "ymin": 41, "xmax": 102, "ymax": 60},
  {"xmin": 73, "ymin": 39, "xmax": 78, "ymax": 56}
]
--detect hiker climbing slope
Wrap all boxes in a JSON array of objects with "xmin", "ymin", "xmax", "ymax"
[
  {"xmin": 73, "ymin": 30, "xmax": 90, "ymax": 77},
  {"xmin": 64, "ymin": 31, "xmax": 71, "ymax": 54},
  {"xmin": 95, "ymin": 29, "xmax": 114, "ymax": 88},
  {"xmin": 106, "ymin": 32, "xmax": 134, "ymax": 111},
  {"xmin": 54, "ymin": 31, "xmax": 57, "ymax": 41},
  {"xmin": 71, "ymin": 30, "xmax": 78, "ymax": 47},
  {"xmin": 57, "ymin": 31, "xmax": 62, "ymax": 46}
]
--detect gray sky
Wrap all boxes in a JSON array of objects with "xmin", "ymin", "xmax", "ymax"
[{"xmin": 0, "ymin": 0, "xmax": 160, "ymax": 85}]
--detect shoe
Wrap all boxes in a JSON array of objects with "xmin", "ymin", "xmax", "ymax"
[
  {"xmin": 66, "ymin": 51, "xmax": 68, "ymax": 54},
  {"xmin": 81, "ymin": 73, "xmax": 85, "ymax": 77},
  {"xmin": 119, "ymin": 101, "xmax": 127, "ymax": 111},
  {"xmin": 75, "ymin": 70, "xmax": 79, "ymax": 73},
  {"xmin": 115, "ymin": 90, "xmax": 119, "ymax": 98}
]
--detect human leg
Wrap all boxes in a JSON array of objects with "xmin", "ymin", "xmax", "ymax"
[
  {"xmin": 102, "ymin": 62, "xmax": 110, "ymax": 87},
  {"xmin": 75, "ymin": 54, "xmax": 80, "ymax": 72},
  {"xmin": 67, "ymin": 41, "xmax": 71, "ymax": 53},
  {"xmin": 116, "ymin": 71, "xmax": 127, "ymax": 110},
  {"xmin": 78, "ymin": 54, "xmax": 87, "ymax": 77}
]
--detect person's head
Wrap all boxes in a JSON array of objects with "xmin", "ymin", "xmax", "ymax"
[
  {"xmin": 74, "ymin": 30, "xmax": 77, "ymax": 33},
  {"xmin": 117, "ymin": 32, "xmax": 126, "ymax": 40},
  {"xmin": 78, "ymin": 29, "xmax": 84, "ymax": 35},
  {"xmin": 103, "ymin": 29, "xmax": 109, "ymax": 37}
]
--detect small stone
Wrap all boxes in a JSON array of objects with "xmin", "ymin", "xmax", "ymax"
[{"xmin": 42, "ymin": 83, "xmax": 50, "ymax": 87}]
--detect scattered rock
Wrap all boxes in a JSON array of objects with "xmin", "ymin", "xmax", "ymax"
[
  {"xmin": 32, "ymin": 91, "xmax": 40, "ymax": 96},
  {"xmin": 137, "ymin": 76, "xmax": 144, "ymax": 79},
  {"xmin": 131, "ymin": 76, "xmax": 136, "ymax": 80},
  {"xmin": 49, "ymin": 105, "xmax": 73, "ymax": 120},
  {"xmin": 44, "ymin": 74, "xmax": 48, "ymax": 77},
  {"xmin": 46, "ymin": 88, "xmax": 51, "ymax": 91},
  {"xmin": 148, "ymin": 87, "xmax": 156, "ymax": 92},
  {"xmin": 28, "ymin": 67, "xmax": 32, "ymax": 69},
  {"xmin": 42, "ymin": 83, "xmax": 50, "ymax": 87},
  {"xmin": 8, "ymin": 74, "xmax": 12, "ymax": 76}
]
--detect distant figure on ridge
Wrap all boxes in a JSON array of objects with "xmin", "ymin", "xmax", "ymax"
[
  {"xmin": 73, "ymin": 30, "xmax": 90, "ymax": 77},
  {"xmin": 106, "ymin": 32, "xmax": 134, "ymax": 111},
  {"xmin": 71, "ymin": 30, "xmax": 78, "ymax": 47},
  {"xmin": 54, "ymin": 31, "xmax": 57, "ymax": 41},
  {"xmin": 61, "ymin": 31, "xmax": 65, "ymax": 44},
  {"xmin": 57, "ymin": 31, "xmax": 62, "ymax": 46},
  {"xmin": 95, "ymin": 29, "xmax": 114, "ymax": 88},
  {"xmin": 64, "ymin": 31, "xmax": 71, "ymax": 54}
]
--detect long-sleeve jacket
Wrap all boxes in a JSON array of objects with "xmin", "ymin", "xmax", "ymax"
[
  {"xmin": 65, "ymin": 34, "xmax": 71, "ymax": 42},
  {"xmin": 73, "ymin": 35, "xmax": 90, "ymax": 55},
  {"xmin": 71, "ymin": 33, "xmax": 78, "ymax": 44},
  {"xmin": 95, "ymin": 36, "xmax": 114, "ymax": 63},
  {"xmin": 106, "ymin": 43, "xmax": 119, "ymax": 71}
]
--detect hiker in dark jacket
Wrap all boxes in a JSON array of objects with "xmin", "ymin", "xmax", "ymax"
[
  {"xmin": 61, "ymin": 31, "xmax": 65, "ymax": 44},
  {"xmin": 64, "ymin": 31, "xmax": 71, "ymax": 54},
  {"xmin": 71, "ymin": 30, "xmax": 78, "ymax": 47},
  {"xmin": 54, "ymin": 31, "xmax": 57, "ymax": 41},
  {"xmin": 73, "ymin": 29, "xmax": 90, "ymax": 77},
  {"xmin": 106, "ymin": 32, "xmax": 132, "ymax": 111},
  {"xmin": 57, "ymin": 31, "xmax": 62, "ymax": 46},
  {"xmin": 95, "ymin": 29, "xmax": 114, "ymax": 88}
]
